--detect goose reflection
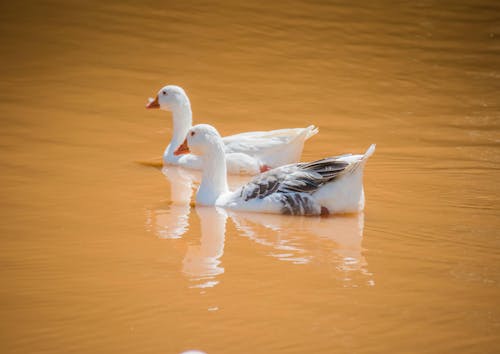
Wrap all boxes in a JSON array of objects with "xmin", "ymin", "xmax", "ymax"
[
  {"xmin": 145, "ymin": 199, "xmax": 228, "ymax": 289},
  {"xmin": 146, "ymin": 166, "xmax": 229, "ymax": 289},
  {"xmin": 229, "ymin": 211, "xmax": 372, "ymax": 285},
  {"xmin": 182, "ymin": 207, "xmax": 227, "ymax": 289},
  {"xmin": 145, "ymin": 166, "xmax": 197, "ymax": 239}
]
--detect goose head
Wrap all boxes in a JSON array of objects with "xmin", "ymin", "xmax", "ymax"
[
  {"xmin": 146, "ymin": 85, "xmax": 190, "ymax": 111},
  {"xmin": 175, "ymin": 124, "xmax": 228, "ymax": 205},
  {"xmin": 174, "ymin": 124, "xmax": 222, "ymax": 157}
]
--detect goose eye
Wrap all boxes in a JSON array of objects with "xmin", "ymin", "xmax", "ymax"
[
  {"xmin": 190, "ymin": 131, "xmax": 195, "ymax": 137},
  {"xmin": 162, "ymin": 91, "xmax": 167, "ymax": 95}
]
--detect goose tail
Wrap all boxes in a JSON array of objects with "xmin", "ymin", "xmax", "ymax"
[
  {"xmin": 305, "ymin": 125, "xmax": 319, "ymax": 140},
  {"xmin": 341, "ymin": 144, "xmax": 376, "ymax": 175},
  {"xmin": 363, "ymin": 144, "xmax": 376, "ymax": 160}
]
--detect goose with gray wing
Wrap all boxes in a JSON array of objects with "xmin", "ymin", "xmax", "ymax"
[{"xmin": 174, "ymin": 124, "xmax": 376, "ymax": 216}]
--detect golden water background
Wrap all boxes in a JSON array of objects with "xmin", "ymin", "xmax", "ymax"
[{"xmin": 1, "ymin": 1, "xmax": 499, "ymax": 353}]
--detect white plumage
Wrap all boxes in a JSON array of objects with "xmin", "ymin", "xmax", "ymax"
[
  {"xmin": 175, "ymin": 124, "xmax": 375, "ymax": 216},
  {"xmin": 146, "ymin": 85, "xmax": 318, "ymax": 174}
]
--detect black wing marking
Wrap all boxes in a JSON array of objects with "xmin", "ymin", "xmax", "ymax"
[
  {"xmin": 279, "ymin": 193, "xmax": 320, "ymax": 216},
  {"xmin": 238, "ymin": 156, "xmax": 350, "ymax": 202},
  {"xmin": 240, "ymin": 171, "xmax": 281, "ymax": 201}
]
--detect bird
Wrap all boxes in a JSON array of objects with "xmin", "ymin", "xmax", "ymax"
[
  {"xmin": 174, "ymin": 124, "xmax": 376, "ymax": 216},
  {"xmin": 146, "ymin": 85, "xmax": 318, "ymax": 174}
]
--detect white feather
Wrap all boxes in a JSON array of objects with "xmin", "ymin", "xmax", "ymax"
[
  {"xmin": 189, "ymin": 124, "xmax": 375, "ymax": 216},
  {"xmin": 149, "ymin": 85, "xmax": 317, "ymax": 174}
]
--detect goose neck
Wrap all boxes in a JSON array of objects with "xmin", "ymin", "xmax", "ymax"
[
  {"xmin": 170, "ymin": 104, "xmax": 192, "ymax": 147},
  {"xmin": 197, "ymin": 144, "xmax": 229, "ymax": 205}
]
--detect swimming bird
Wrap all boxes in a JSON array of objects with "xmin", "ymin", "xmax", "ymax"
[
  {"xmin": 174, "ymin": 124, "xmax": 376, "ymax": 216},
  {"xmin": 146, "ymin": 85, "xmax": 318, "ymax": 174}
]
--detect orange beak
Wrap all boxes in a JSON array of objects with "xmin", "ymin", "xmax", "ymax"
[
  {"xmin": 145, "ymin": 96, "xmax": 160, "ymax": 109},
  {"xmin": 174, "ymin": 138, "xmax": 190, "ymax": 156}
]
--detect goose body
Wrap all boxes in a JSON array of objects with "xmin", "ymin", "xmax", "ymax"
[
  {"xmin": 146, "ymin": 85, "xmax": 318, "ymax": 174},
  {"xmin": 175, "ymin": 124, "xmax": 376, "ymax": 216}
]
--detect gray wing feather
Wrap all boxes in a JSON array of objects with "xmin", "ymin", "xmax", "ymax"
[
  {"xmin": 239, "ymin": 156, "xmax": 350, "ymax": 202},
  {"xmin": 279, "ymin": 193, "xmax": 320, "ymax": 215}
]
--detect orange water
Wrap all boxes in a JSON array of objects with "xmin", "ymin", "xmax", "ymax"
[{"xmin": 1, "ymin": 1, "xmax": 499, "ymax": 353}]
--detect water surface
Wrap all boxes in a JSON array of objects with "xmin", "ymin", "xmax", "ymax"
[{"xmin": 1, "ymin": 0, "xmax": 499, "ymax": 353}]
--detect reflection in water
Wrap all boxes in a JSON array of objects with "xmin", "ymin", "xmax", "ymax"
[
  {"xmin": 182, "ymin": 207, "xmax": 227, "ymax": 289},
  {"xmin": 146, "ymin": 166, "xmax": 229, "ymax": 289},
  {"xmin": 162, "ymin": 166, "xmax": 198, "ymax": 203},
  {"xmin": 145, "ymin": 202, "xmax": 228, "ymax": 290},
  {"xmin": 146, "ymin": 203, "xmax": 227, "ymax": 290},
  {"xmin": 230, "ymin": 212, "xmax": 373, "ymax": 286},
  {"xmin": 145, "ymin": 167, "xmax": 197, "ymax": 239},
  {"xmin": 146, "ymin": 165, "xmax": 373, "ymax": 288}
]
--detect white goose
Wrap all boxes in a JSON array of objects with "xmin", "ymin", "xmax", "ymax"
[
  {"xmin": 146, "ymin": 85, "xmax": 318, "ymax": 174},
  {"xmin": 174, "ymin": 124, "xmax": 376, "ymax": 216}
]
